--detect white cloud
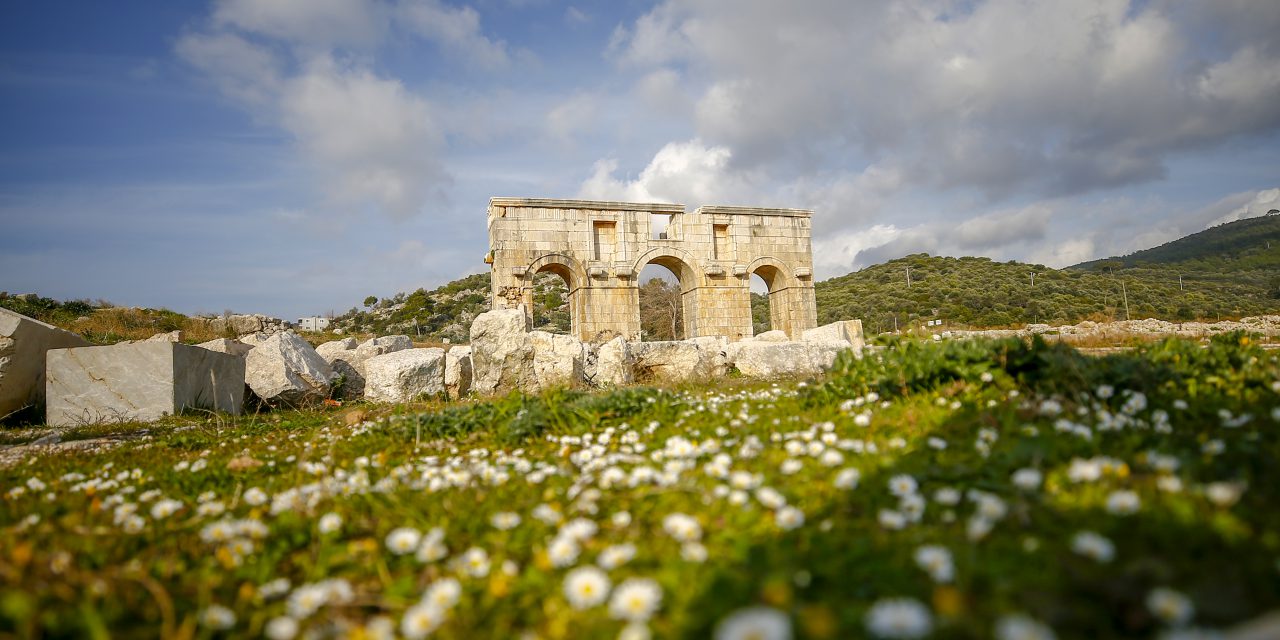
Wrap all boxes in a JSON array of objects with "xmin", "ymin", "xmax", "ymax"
[
  {"xmin": 212, "ymin": 0, "xmax": 387, "ymax": 47},
  {"xmin": 280, "ymin": 59, "xmax": 444, "ymax": 218},
  {"xmin": 397, "ymin": 0, "xmax": 510, "ymax": 69},
  {"xmin": 612, "ymin": 0, "xmax": 1280, "ymax": 203},
  {"xmin": 175, "ymin": 31, "xmax": 283, "ymax": 108},
  {"xmin": 1202, "ymin": 188, "xmax": 1280, "ymax": 228},
  {"xmin": 577, "ymin": 139, "xmax": 759, "ymax": 205}
]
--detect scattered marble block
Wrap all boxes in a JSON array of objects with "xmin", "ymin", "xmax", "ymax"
[
  {"xmin": 364, "ymin": 348, "xmax": 446, "ymax": 403},
  {"xmin": 1, "ymin": 308, "xmax": 90, "ymax": 420},
  {"xmin": 46, "ymin": 342, "xmax": 245, "ymax": 427}
]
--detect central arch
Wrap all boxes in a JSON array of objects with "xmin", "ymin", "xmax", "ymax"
[{"xmin": 631, "ymin": 247, "xmax": 705, "ymax": 340}]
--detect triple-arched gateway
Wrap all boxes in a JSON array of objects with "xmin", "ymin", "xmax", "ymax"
[{"xmin": 486, "ymin": 198, "xmax": 817, "ymax": 342}]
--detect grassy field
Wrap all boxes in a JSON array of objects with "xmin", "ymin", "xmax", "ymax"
[{"xmin": 1, "ymin": 335, "xmax": 1278, "ymax": 638}]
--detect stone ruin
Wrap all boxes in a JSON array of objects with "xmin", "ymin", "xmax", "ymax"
[
  {"xmin": 486, "ymin": 198, "xmax": 819, "ymax": 341},
  {"xmin": 0, "ymin": 198, "xmax": 865, "ymax": 428}
]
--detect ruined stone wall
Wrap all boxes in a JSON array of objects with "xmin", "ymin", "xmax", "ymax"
[{"xmin": 487, "ymin": 198, "xmax": 816, "ymax": 342}]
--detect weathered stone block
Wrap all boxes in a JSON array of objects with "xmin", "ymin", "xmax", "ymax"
[
  {"xmin": 364, "ymin": 348, "xmax": 446, "ymax": 403},
  {"xmin": 1, "ymin": 308, "xmax": 90, "ymax": 420},
  {"xmin": 45, "ymin": 342, "xmax": 244, "ymax": 427},
  {"xmin": 471, "ymin": 309, "xmax": 534, "ymax": 395},
  {"xmin": 530, "ymin": 331, "xmax": 585, "ymax": 391},
  {"xmin": 444, "ymin": 346, "xmax": 473, "ymax": 399},
  {"xmin": 587, "ymin": 336, "xmax": 633, "ymax": 387},
  {"xmin": 196, "ymin": 338, "xmax": 253, "ymax": 358},
  {"xmin": 244, "ymin": 332, "xmax": 335, "ymax": 407},
  {"xmin": 802, "ymin": 319, "xmax": 865, "ymax": 351}
]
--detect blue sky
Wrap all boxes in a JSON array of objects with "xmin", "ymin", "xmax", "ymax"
[{"xmin": 2, "ymin": 0, "xmax": 1278, "ymax": 320}]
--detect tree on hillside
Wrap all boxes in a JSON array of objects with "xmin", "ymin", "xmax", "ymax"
[
  {"xmin": 363, "ymin": 296, "xmax": 378, "ymax": 308},
  {"xmin": 639, "ymin": 278, "xmax": 683, "ymax": 340}
]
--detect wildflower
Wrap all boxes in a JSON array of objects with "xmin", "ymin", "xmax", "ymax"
[
  {"xmin": 490, "ymin": 512, "xmax": 521, "ymax": 530},
  {"xmin": 878, "ymin": 510, "xmax": 907, "ymax": 530},
  {"xmin": 994, "ymin": 613, "xmax": 1056, "ymax": 640},
  {"xmin": 756, "ymin": 487, "xmax": 787, "ymax": 509},
  {"xmin": 1147, "ymin": 587, "xmax": 1195, "ymax": 626},
  {"xmin": 609, "ymin": 578, "xmax": 662, "ymax": 622},
  {"xmin": 775, "ymin": 506, "xmax": 805, "ymax": 530},
  {"xmin": 122, "ymin": 515, "xmax": 146, "ymax": 534},
  {"xmin": 682, "ymin": 542, "xmax": 708, "ymax": 562},
  {"xmin": 662, "ymin": 513, "xmax": 702, "ymax": 542},
  {"xmin": 1205, "ymin": 482, "xmax": 1244, "ymax": 507},
  {"xmin": 548, "ymin": 536, "xmax": 581, "ymax": 568},
  {"xmin": 888, "ymin": 475, "xmax": 918, "ymax": 497},
  {"xmin": 835, "ymin": 468, "xmax": 860, "ymax": 489},
  {"xmin": 1071, "ymin": 531, "xmax": 1115, "ymax": 563},
  {"xmin": 150, "ymin": 499, "xmax": 183, "ymax": 520},
  {"xmin": 714, "ymin": 606, "xmax": 792, "ymax": 640},
  {"xmin": 460, "ymin": 547, "xmax": 490, "ymax": 578},
  {"xmin": 598, "ymin": 543, "xmax": 637, "ymax": 569},
  {"xmin": 927, "ymin": 437, "xmax": 947, "ymax": 450},
  {"xmin": 400, "ymin": 602, "xmax": 445, "ymax": 640},
  {"xmin": 854, "ymin": 412, "xmax": 872, "ymax": 427},
  {"xmin": 1012, "ymin": 468, "xmax": 1042, "ymax": 491},
  {"xmin": 819, "ymin": 449, "xmax": 844, "ymax": 466},
  {"xmin": 779, "ymin": 459, "xmax": 803, "ymax": 475},
  {"xmin": 201, "ymin": 605, "xmax": 236, "ymax": 630},
  {"xmin": 423, "ymin": 577, "xmax": 461, "ymax": 610},
  {"xmin": 560, "ymin": 517, "xmax": 599, "ymax": 541},
  {"xmin": 1096, "ymin": 385, "xmax": 1114, "ymax": 399},
  {"xmin": 1105, "ymin": 490, "xmax": 1141, "ymax": 515},
  {"xmin": 611, "ymin": 511, "xmax": 632, "ymax": 528},
  {"xmin": 243, "ymin": 487, "xmax": 269, "ymax": 506},
  {"xmin": 865, "ymin": 598, "xmax": 933, "ymax": 639},
  {"xmin": 980, "ymin": 371, "xmax": 995, "ymax": 383},
  {"xmin": 265, "ymin": 616, "xmax": 299, "ymax": 640},
  {"xmin": 196, "ymin": 501, "xmax": 226, "ymax": 517},
  {"xmin": 417, "ymin": 527, "xmax": 448, "ymax": 562},
  {"xmin": 933, "ymin": 487, "xmax": 960, "ymax": 505},
  {"xmin": 386, "ymin": 528, "xmax": 422, "ymax": 555},
  {"xmin": 259, "ymin": 578, "xmax": 291, "ymax": 600},
  {"xmin": 563, "ymin": 565, "xmax": 611, "ymax": 610},
  {"xmin": 318, "ymin": 512, "xmax": 342, "ymax": 534},
  {"xmin": 913, "ymin": 545, "xmax": 954, "ymax": 583}
]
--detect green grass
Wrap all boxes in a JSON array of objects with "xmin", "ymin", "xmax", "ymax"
[{"xmin": 1, "ymin": 335, "xmax": 1278, "ymax": 638}]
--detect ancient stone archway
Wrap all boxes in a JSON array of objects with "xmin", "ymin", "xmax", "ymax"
[
  {"xmin": 521, "ymin": 253, "xmax": 587, "ymax": 336},
  {"xmin": 486, "ymin": 198, "xmax": 817, "ymax": 342},
  {"xmin": 631, "ymin": 247, "xmax": 705, "ymax": 340}
]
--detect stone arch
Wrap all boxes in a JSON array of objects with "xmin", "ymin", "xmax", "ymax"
[
  {"xmin": 746, "ymin": 256, "xmax": 802, "ymax": 337},
  {"xmin": 522, "ymin": 253, "xmax": 588, "ymax": 336},
  {"xmin": 631, "ymin": 247, "xmax": 705, "ymax": 339}
]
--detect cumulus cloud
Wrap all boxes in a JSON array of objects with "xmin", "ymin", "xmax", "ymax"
[
  {"xmin": 577, "ymin": 139, "xmax": 760, "ymax": 205},
  {"xmin": 1200, "ymin": 188, "xmax": 1280, "ymax": 229},
  {"xmin": 611, "ymin": 0, "xmax": 1280, "ymax": 202},
  {"xmin": 176, "ymin": 0, "xmax": 513, "ymax": 220},
  {"xmin": 281, "ymin": 59, "xmax": 444, "ymax": 218}
]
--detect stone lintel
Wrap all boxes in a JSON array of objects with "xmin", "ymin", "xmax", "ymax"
[
  {"xmin": 694, "ymin": 205, "xmax": 814, "ymax": 218},
  {"xmin": 489, "ymin": 197, "xmax": 685, "ymax": 214}
]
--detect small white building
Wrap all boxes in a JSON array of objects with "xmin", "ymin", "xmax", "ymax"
[{"xmin": 297, "ymin": 316, "xmax": 331, "ymax": 332}]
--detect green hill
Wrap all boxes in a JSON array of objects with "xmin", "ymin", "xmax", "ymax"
[
  {"xmin": 1070, "ymin": 214, "xmax": 1280, "ymax": 290},
  {"xmin": 330, "ymin": 215, "xmax": 1280, "ymax": 339}
]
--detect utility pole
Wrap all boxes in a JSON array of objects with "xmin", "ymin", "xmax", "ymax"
[
  {"xmin": 905, "ymin": 266, "xmax": 912, "ymax": 288},
  {"xmin": 1179, "ymin": 275, "xmax": 1183, "ymax": 291},
  {"xmin": 1120, "ymin": 280, "xmax": 1131, "ymax": 321},
  {"xmin": 1030, "ymin": 271, "xmax": 1036, "ymax": 288}
]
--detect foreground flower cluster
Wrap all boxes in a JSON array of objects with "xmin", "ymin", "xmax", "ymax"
[{"xmin": 1, "ymin": 335, "xmax": 1278, "ymax": 638}]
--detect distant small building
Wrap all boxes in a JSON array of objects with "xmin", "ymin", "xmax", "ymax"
[{"xmin": 297, "ymin": 316, "xmax": 331, "ymax": 332}]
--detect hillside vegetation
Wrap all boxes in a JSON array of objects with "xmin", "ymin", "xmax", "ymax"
[{"xmin": 0, "ymin": 293, "xmax": 223, "ymax": 345}]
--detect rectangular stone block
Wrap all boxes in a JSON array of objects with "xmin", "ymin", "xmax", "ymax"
[
  {"xmin": 1, "ymin": 308, "xmax": 90, "ymax": 420},
  {"xmin": 46, "ymin": 342, "xmax": 245, "ymax": 427}
]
